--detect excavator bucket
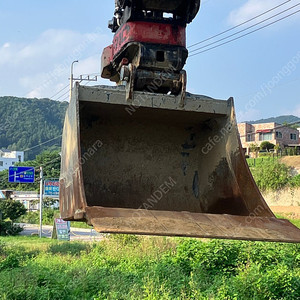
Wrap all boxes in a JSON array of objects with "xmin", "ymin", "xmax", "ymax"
[{"xmin": 59, "ymin": 83, "xmax": 300, "ymax": 243}]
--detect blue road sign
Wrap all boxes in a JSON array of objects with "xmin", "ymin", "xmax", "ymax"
[
  {"xmin": 8, "ymin": 166, "xmax": 35, "ymax": 183},
  {"xmin": 44, "ymin": 179, "xmax": 59, "ymax": 196}
]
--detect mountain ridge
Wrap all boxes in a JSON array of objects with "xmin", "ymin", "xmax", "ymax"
[
  {"xmin": 0, "ymin": 96, "xmax": 68, "ymax": 160},
  {"xmin": 246, "ymin": 115, "xmax": 300, "ymax": 125}
]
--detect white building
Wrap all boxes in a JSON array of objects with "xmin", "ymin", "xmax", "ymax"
[{"xmin": 0, "ymin": 149, "xmax": 24, "ymax": 172}]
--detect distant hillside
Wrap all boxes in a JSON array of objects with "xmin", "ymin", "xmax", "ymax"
[
  {"xmin": 0, "ymin": 97, "xmax": 68, "ymax": 160},
  {"xmin": 249, "ymin": 115, "xmax": 300, "ymax": 126}
]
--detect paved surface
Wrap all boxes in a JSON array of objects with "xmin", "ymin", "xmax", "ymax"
[{"xmin": 18, "ymin": 223, "xmax": 104, "ymax": 241}]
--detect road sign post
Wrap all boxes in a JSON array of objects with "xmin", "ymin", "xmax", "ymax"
[
  {"xmin": 39, "ymin": 167, "xmax": 43, "ymax": 238},
  {"xmin": 8, "ymin": 167, "xmax": 35, "ymax": 183},
  {"xmin": 52, "ymin": 218, "xmax": 70, "ymax": 241},
  {"xmin": 44, "ymin": 179, "xmax": 59, "ymax": 197}
]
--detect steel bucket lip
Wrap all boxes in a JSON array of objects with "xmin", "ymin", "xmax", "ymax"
[
  {"xmin": 85, "ymin": 206, "xmax": 300, "ymax": 243},
  {"xmin": 78, "ymin": 84, "xmax": 230, "ymax": 116}
]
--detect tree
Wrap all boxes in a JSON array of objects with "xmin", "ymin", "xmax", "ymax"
[
  {"xmin": 283, "ymin": 121, "xmax": 299, "ymax": 130},
  {"xmin": 0, "ymin": 96, "xmax": 67, "ymax": 160},
  {"xmin": 249, "ymin": 143, "xmax": 259, "ymax": 158},
  {"xmin": 0, "ymin": 200, "xmax": 26, "ymax": 221},
  {"xmin": 274, "ymin": 143, "xmax": 281, "ymax": 153},
  {"xmin": 260, "ymin": 141, "xmax": 275, "ymax": 151}
]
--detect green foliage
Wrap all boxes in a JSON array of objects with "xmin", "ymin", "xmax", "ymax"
[
  {"xmin": 0, "ymin": 199, "xmax": 26, "ymax": 221},
  {"xmin": 19, "ymin": 208, "xmax": 59, "ymax": 225},
  {"xmin": 0, "ymin": 240, "xmax": 6, "ymax": 256},
  {"xmin": 260, "ymin": 141, "xmax": 275, "ymax": 151},
  {"xmin": 0, "ymin": 96, "xmax": 67, "ymax": 160},
  {"xmin": 108, "ymin": 234, "xmax": 141, "ymax": 245},
  {"xmin": 252, "ymin": 115, "xmax": 300, "ymax": 126},
  {"xmin": 258, "ymin": 152, "xmax": 275, "ymax": 157},
  {"xmin": 290, "ymin": 174, "xmax": 300, "ymax": 188},
  {"xmin": 0, "ymin": 221, "xmax": 23, "ymax": 236},
  {"xmin": 48, "ymin": 242, "xmax": 90, "ymax": 256},
  {"xmin": 18, "ymin": 209, "xmax": 91, "ymax": 228},
  {"xmin": 0, "ymin": 200, "xmax": 26, "ymax": 236},
  {"xmin": 247, "ymin": 156, "xmax": 278, "ymax": 167},
  {"xmin": 282, "ymin": 120, "xmax": 300, "ymax": 129},
  {"xmin": 0, "ymin": 252, "xmax": 20, "ymax": 270},
  {"xmin": 250, "ymin": 161, "xmax": 300, "ymax": 191},
  {"xmin": 0, "ymin": 236, "xmax": 299, "ymax": 299}
]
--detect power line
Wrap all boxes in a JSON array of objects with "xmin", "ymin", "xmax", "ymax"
[
  {"xmin": 49, "ymin": 84, "xmax": 69, "ymax": 100},
  {"xmin": 52, "ymin": 89, "xmax": 70, "ymax": 102},
  {"xmin": 190, "ymin": 3, "xmax": 300, "ymax": 54},
  {"xmin": 22, "ymin": 135, "xmax": 62, "ymax": 153},
  {"xmin": 188, "ymin": 0, "xmax": 292, "ymax": 48},
  {"xmin": 190, "ymin": 9, "xmax": 300, "ymax": 57},
  {"xmin": 60, "ymin": 96, "xmax": 70, "ymax": 102}
]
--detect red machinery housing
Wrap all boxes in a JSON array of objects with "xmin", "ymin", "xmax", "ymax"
[{"xmin": 101, "ymin": 0, "xmax": 201, "ymax": 99}]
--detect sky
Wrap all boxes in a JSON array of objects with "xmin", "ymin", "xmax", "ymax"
[{"xmin": 0, "ymin": 0, "xmax": 300, "ymax": 122}]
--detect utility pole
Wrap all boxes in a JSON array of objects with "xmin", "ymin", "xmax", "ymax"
[
  {"xmin": 70, "ymin": 60, "xmax": 79, "ymax": 100},
  {"xmin": 39, "ymin": 166, "xmax": 43, "ymax": 238}
]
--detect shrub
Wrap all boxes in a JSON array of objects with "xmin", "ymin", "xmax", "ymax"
[
  {"xmin": 260, "ymin": 141, "xmax": 275, "ymax": 151},
  {"xmin": 108, "ymin": 234, "xmax": 140, "ymax": 245},
  {"xmin": 0, "ymin": 237, "xmax": 299, "ymax": 299},
  {"xmin": 290, "ymin": 174, "xmax": 300, "ymax": 188},
  {"xmin": 251, "ymin": 161, "xmax": 292, "ymax": 191},
  {"xmin": 0, "ymin": 253, "xmax": 20, "ymax": 271},
  {"xmin": 0, "ymin": 221, "xmax": 23, "ymax": 236},
  {"xmin": 0, "ymin": 200, "xmax": 26, "ymax": 221},
  {"xmin": 0, "ymin": 240, "xmax": 6, "ymax": 256},
  {"xmin": 19, "ymin": 209, "xmax": 60, "ymax": 225},
  {"xmin": 170, "ymin": 239, "xmax": 243, "ymax": 276},
  {"xmin": 48, "ymin": 242, "xmax": 91, "ymax": 256}
]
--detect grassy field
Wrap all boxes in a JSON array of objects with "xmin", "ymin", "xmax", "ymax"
[
  {"xmin": 0, "ymin": 233, "xmax": 300, "ymax": 300},
  {"xmin": 276, "ymin": 213, "xmax": 300, "ymax": 229},
  {"xmin": 247, "ymin": 156, "xmax": 279, "ymax": 167}
]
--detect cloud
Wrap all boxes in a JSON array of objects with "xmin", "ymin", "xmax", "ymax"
[
  {"xmin": 0, "ymin": 28, "xmax": 112, "ymax": 98},
  {"xmin": 293, "ymin": 104, "xmax": 300, "ymax": 118},
  {"xmin": 228, "ymin": 0, "xmax": 288, "ymax": 26},
  {"xmin": 24, "ymin": 55, "xmax": 111, "ymax": 99},
  {"xmin": 280, "ymin": 103, "xmax": 300, "ymax": 119},
  {"xmin": 236, "ymin": 108, "xmax": 261, "ymax": 123}
]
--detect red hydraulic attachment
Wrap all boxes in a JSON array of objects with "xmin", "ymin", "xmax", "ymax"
[{"xmin": 101, "ymin": 0, "xmax": 201, "ymax": 101}]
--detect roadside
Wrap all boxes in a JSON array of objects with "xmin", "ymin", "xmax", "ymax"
[{"xmin": 17, "ymin": 223, "xmax": 104, "ymax": 241}]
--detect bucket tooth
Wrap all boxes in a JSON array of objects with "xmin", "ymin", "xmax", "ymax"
[{"xmin": 59, "ymin": 84, "xmax": 300, "ymax": 243}]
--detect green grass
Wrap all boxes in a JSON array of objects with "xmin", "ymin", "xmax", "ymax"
[
  {"xmin": 247, "ymin": 159, "xmax": 300, "ymax": 191},
  {"xmin": 18, "ymin": 209, "xmax": 91, "ymax": 229},
  {"xmin": 247, "ymin": 156, "xmax": 279, "ymax": 167},
  {"xmin": 276, "ymin": 214, "xmax": 300, "ymax": 229},
  {"xmin": 0, "ymin": 233, "xmax": 300, "ymax": 300},
  {"xmin": 70, "ymin": 221, "xmax": 91, "ymax": 229}
]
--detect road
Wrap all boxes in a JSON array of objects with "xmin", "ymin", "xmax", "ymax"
[{"xmin": 18, "ymin": 223, "xmax": 104, "ymax": 241}]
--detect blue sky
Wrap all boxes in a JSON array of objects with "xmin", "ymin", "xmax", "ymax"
[{"xmin": 0, "ymin": 0, "xmax": 299, "ymax": 121}]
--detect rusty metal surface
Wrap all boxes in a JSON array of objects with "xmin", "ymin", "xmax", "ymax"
[
  {"xmin": 78, "ymin": 85, "xmax": 228, "ymax": 114},
  {"xmin": 86, "ymin": 207, "xmax": 300, "ymax": 243},
  {"xmin": 59, "ymin": 86, "xmax": 87, "ymax": 221},
  {"xmin": 59, "ymin": 84, "xmax": 300, "ymax": 242}
]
